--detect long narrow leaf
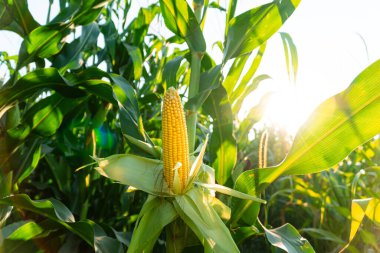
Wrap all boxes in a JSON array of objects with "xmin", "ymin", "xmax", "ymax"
[
  {"xmin": 224, "ymin": 0, "xmax": 301, "ymax": 61},
  {"xmin": 234, "ymin": 59, "xmax": 380, "ymax": 224}
]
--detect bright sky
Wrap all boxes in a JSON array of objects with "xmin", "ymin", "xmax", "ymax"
[{"xmin": 1, "ymin": 0, "xmax": 380, "ymax": 136}]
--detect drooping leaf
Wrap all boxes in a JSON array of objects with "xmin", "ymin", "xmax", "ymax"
[
  {"xmin": 126, "ymin": 4, "xmax": 160, "ymax": 46},
  {"xmin": 223, "ymin": 0, "xmax": 301, "ymax": 61},
  {"xmin": 16, "ymin": 23, "xmax": 71, "ymax": 69},
  {"xmin": 7, "ymin": 94, "xmax": 85, "ymax": 140},
  {"xmin": 52, "ymin": 22, "xmax": 100, "ymax": 70},
  {"xmin": 0, "ymin": 220, "xmax": 50, "ymax": 253},
  {"xmin": 71, "ymin": 0, "xmax": 109, "ymax": 26},
  {"xmin": 0, "ymin": 68, "xmax": 116, "ymax": 114},
  {"xmin": 233, "ymin": 59, "xmax": 380, "ymax": 224},
  {"xmin": 280, "ymin": 32, "xmax": 298, "ymax": 83},
  {"xmin": 0, "ymin": 0, "xmax": 39, "ymax": 37},
  {"xmin": 281, "ymin": 59, "xmax": 380, "ymax": 176},
  {"xmin": 299, "ymin": 228, "xmax": 345, "ymax": 245},
  {"xmin": 0, "ymin": 194, "xmax": 91, "ymax": 245},
  {"xmin": 264, "ymin": 223, "xmax": 315, "ymax": 253},
  {"xmin": 209, "ymin": 2, "xmax": 226, "ymax": 12},
  {"xmin": 159, "ymin": 0, "xmax": 206, "ymax": 52},
  {"xmin": 0, "ymin": 220, "xmax": 44, "ymax": 242},
  {"xmin": 0, "ymin": 194, "xmax": 122, "ymax": 251}
]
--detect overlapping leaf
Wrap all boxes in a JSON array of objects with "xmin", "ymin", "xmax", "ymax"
[
  {"xmin": 159, "ymin": 0, "xmax": 206, "ymax": 52},
  {"xmin": 224, "ymin": 0, "xmax": 301, "ymax": 61}
]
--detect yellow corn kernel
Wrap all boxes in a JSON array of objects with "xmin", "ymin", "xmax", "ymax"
[{"xmin": 162, "ymin": 87, "xmax": 189, "ymax": 194}]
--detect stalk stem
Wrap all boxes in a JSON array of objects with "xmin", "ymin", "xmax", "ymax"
[{"xmin": 186, "ymin": 52, "xmax": 203, "ymax": 153}]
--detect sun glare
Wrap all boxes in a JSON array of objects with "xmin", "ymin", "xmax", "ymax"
[
  {"xmin": 240, "ymin": 81, "xmax": 332, "ymax": 137},
  {"xmin": 262, "ymin": 87, "xmax": 315, "ymax": 136}
]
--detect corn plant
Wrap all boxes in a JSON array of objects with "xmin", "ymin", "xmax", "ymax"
[{"xmin": 1, "ymin": 0, "xmax": 380, "ymax": 252}]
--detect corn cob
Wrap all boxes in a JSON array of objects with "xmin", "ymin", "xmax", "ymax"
[{"xmin": 162, "ymin": 87, "xmax": 189, "ymax": 194}]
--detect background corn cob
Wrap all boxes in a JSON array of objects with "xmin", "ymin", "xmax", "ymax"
[{"xmin": 162, "ymin": 87, "xmax": 189, "ymax": 194}]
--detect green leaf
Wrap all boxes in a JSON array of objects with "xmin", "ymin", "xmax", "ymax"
[
  {"xmin": 174, "ymin": 188, "xmax": 240, "ymax": 252},
  {"xmin": 95, "ymin": 154, "xmax": 172, "ymax": 196},
  {"xmin": 223, "ymin": 0, "xmax": 301, "ymax": 61},
  {"xmin": 15, "ymin": 139, "xmax": 41, "ymax": 184},
  {"xmin": 232, "ymin": 74, "xmax": 271, "ymax": 114},
  {"xmin": 111, "ymin": 74, "xmax": 146, "ymax": 141},
  {"xmin": 128, "ymin": 197, "xmax": 178, "ymax": 252},
  {"xmin": 209, "ymin": 2, "xmax": 226, "ymax": 11},
  {"xmin": 231, "ymin": 226, "xmax": 260, "ymax": 245},
  {"xmin": 203, "ymin": 85, "xmax": 236, "ymax": 186},
  {"xmin": 124, "ymin": 44, "xmax": 143, "ymax": 80},
  {"xmin": 264, "ymin": 223, "xmax": 315, "ymax": 253},
  {"xmin": 223, "ymin": 54, "xmax": 250, "ymax": 97},
  {"xmin": 0, "ymin": 172, "xmax": 12, "ymax": 227},
  {"xmin": 45, "ymin": 154, "xmax": 72, "ymax": 194},
  {"xmin": 186, "ymin": 64, "xmax": 222, "ymax": 111},
  {"xmin": 225, "ymin": 0, "xmax": 237, "ymax": 37},
  {"xmin": 0, "ymin": 0, "xmax": 39, "ymax": 37},
  {"xmin": 72, "ymin": 0, "xmax": 108, "ymax": 26},
  {"xmin": 282, "ymin": 59, "xmax": 380, "ymax": 175},
  {"xmin": 233, "ymin": 59, "xmax": 380, "ymax": 226},
  {"xmin": 52, "ymin": 22, "xmax": 100, "ymax": 70},
  {"xmin": 299, "ymin": 228, "xmax": 345, "ymax": 245},
  {"xmin": 0, "ymin": 220, "xmax": 43, "ymax": 242},
  {"xmin": 230, "ymin": 43, "xmax": 266, "ymax": 104},
  {"xmin": 235, "ymin": 59, "xmax": 380, "ymax": 199},
  {"xmin": 194, "ymin": 182, "xmax": 266, "ymax": 203},
  {"xmin": 0, "ymin": 220, "xmax": 50, "ymax": 253},
  {"xmin": 17, "ymin": 23, "xmax": 71, "ymax": 69},
  {"xmin": 124, "ymin": 134, "xmax": 161, "ymax": 158},
  {"xmin": 0, "ymin": 194, "xmax": 120, "ymax": 251},
  {"xmin": 280, "ymin": 32, "xmax": 298, "ymax": 83},
  {"xmin": 7, "ymin": 94, "xmax": 85, "ymax": 140},
  {"xmin": 162, "ymin": 56, "xmax": 184, "ymax": 90},
  {"xmin": 26, "ymin": 24, "xmax": 69, "ymax": 58},
  {"xmin": 0, "ymin": 194, "xmax": 76, "ymax": 222},
  {"xmin": 0, "ymin": 68, "xmax": 116, "ymax": 113},
  {"xmin": 126, "ymin": 4, "xmax": 160, "ymax": 46},
  {"xmin": 159, "ymin": 0, "xmax": 206, "ymax": 52}
]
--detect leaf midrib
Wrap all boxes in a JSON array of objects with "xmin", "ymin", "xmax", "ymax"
[
  {"xmin": 282, "ymin": 73, "xmax": 380, "ymax": 175},
  {"xmin": 224, "ymin": 2, "xmax": 273, "ymax": 61}
]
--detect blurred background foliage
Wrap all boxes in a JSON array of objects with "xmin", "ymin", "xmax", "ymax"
[{"xmin": 0, "ymin": 0, "xmax": 379, "ymax": 252}]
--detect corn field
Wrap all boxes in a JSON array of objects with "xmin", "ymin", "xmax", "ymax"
[{"xmin": 0, "ymin": 0, "xmax": 379, "ymax": 252}]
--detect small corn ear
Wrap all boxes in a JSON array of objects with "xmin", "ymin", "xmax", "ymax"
[{"xmin": 162, "ymin": 87, "xmax": 189, "ymax": 194}]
